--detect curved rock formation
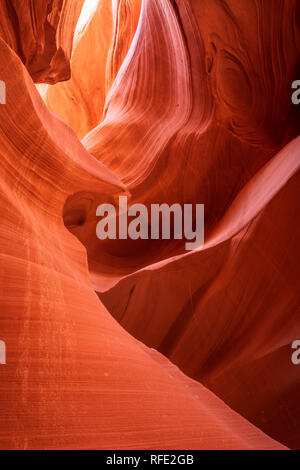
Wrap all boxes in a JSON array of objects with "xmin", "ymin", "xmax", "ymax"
[
  {"xmin": 0, "ymin": 0, "xmax": 299, "ymax": 450},
  {"xmin": 0, "ymin": 0, "xmax": 85, "ymax": 83}
]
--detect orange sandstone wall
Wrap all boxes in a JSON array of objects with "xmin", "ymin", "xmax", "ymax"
[{"xmin": 0, "ymin": 0, "xmax": 299, "ymax": 450}]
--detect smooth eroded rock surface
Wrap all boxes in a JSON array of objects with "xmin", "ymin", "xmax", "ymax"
[{"xmin": 0, "ymin": 0, "xmax": 299, "ymax": 450}]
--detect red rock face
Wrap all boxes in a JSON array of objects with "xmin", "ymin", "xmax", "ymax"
[
  {"xmin": 0, "ymin": 0, "xmax": 85, "ymax": 83},
  {"xmin": 0, "ymin": 0, "xmax": 299, "ymax": 450}
]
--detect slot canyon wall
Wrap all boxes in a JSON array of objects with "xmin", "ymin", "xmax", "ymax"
[{"xmin": 0, "ymin": 0, "xmax": 299, "ymax": 450}]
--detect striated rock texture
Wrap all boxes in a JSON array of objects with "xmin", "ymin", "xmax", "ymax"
[
  {"xmin": 0, "ymin": 0, "xmax": 85, "ymax": 83},
  {"xmin": 0, "ymin": 0, "xmax": 299, "ymax": 450}
]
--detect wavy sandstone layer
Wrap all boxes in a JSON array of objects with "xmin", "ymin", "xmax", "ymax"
[{"xmin": 0, "ymin": 0, "xmax": 299, "ymax": 450}]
